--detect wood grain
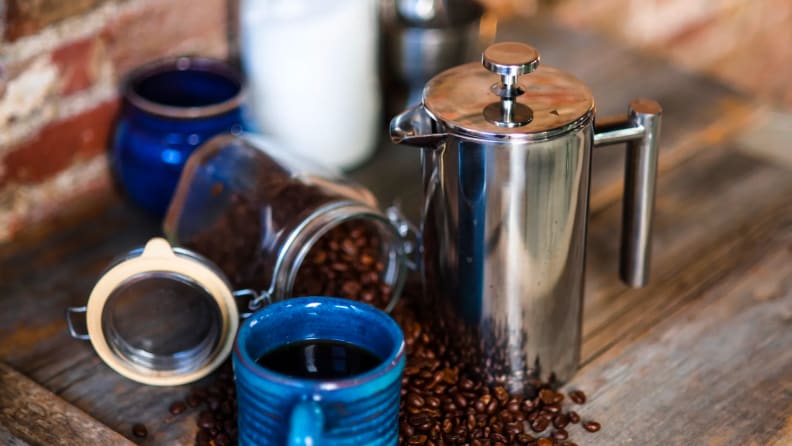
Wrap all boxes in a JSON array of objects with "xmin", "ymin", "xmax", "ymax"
[
  {"xmin": 0, "ymin": 362, "xmax": 134, "ymax": 446},
  {"xmin": 567, "ymin": 228, "xmax": 792, "ymax": 445},
  {"xmin": 582, "ymin": 148, "xmax": 792, "ymax": 363}
]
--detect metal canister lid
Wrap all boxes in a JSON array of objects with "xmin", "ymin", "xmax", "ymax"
[
  {"xmin": 74, "ymin": 238, "xmax": 239, "ymax": 386},
  {"xmin": 422, "ymin": 42, "xmax": 595, "ymax": 141}
]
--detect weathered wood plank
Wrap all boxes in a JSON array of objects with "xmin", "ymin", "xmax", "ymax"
[
  {"xmin": 0, "ymin": 362, "xmax": 134, "ymax": 446},
  {"xmin": 582, "ymin": 148, "xmax": 792, "ymax": 363},
  {"xmin": 566, "ymin": 228, "xmax": 792, "ymax": 445},
  {"xmin": 0, "ymin": 193, "xmax": 200, "ymax": 445}
]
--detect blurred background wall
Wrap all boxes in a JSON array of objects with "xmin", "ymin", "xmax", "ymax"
[
  {"xmin": 0, "ymin": 0, "xmax": 789, "ymax": 241},
  {"xmin": 487, "ymin": 0, "xmax": 792, "ymax": 108},
  {"xmin": 0, "ymin": 0, "xmax": 230, "ymax": 240}
]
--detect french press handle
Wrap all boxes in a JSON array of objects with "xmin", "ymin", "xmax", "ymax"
[{"xmin": 594, "ymin": 99, "xmax": 663, "ymax": 288}]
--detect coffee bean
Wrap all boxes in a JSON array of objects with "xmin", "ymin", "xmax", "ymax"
[
  {"xmin": 198, "ymin": 411, "xmax": 215, "ymax": 429},
  {"xmin": 169, "ymin": 400, "xmax": 187, "ymax": 415},
  {"xmin": 407, "ymin": 393, "xmax": 425, "ymax": 408},
  {"xmin": 531, "ymin": 417, "xmax": 550, "ymax": 433},
  {"xmin": 568, "ymin": 390, "xmax": 586, "ymax": 405},
  {"xmin": 552, "ymin": 428, "xmax": 569, "ymax": 440},
  {"xmin": 454, "ymin": 393, "xmax": 468, "ymax": 408},
  {"xmin": 539, "ymin": 389, "xmax": 556, "ymax": 405},
  {"xmin": 545, "ymin": 404, "xmax": 561, "ymax": 414},
  {"xmin": 493, "ymin": 386, "xmax": 508, "ymax": 402},
  {"xmin": 408, "ymin": 414, "xmax": 431, "ymax": 427},
  {"xmin": 132, "ymin": 423, "xmax": 147, "ymax": 438},
  {"xmin": 583, "ymin": 421, "xmax": 601, "ymax": 433},
  {"xmin": 537, "ymin": 438, "xmax": 553, "ymax": 446},
  {"xmin": 408, "ymin": 434, "xmax": 428, "ymax": 445},
  {"xmin": 568, "ymin": 411, "xmax": 581, "ymax": 424},
  {"xmin": 517, "ymin": 433, "xmax": 535, "ymax": 444},
  {"xmin": 426, "ymin": 396, "xmax": 441, "ymax": 409},
  {"xmin": 553, "ymin": 414, "xmax": 569, "ymax": 429}
]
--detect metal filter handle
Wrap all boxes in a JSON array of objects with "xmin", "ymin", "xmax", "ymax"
[{"xmin": 594, "ymin": 98, "xmax": 663, "ymax": 287}]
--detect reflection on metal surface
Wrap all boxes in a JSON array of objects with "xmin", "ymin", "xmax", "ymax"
[
  {"xmin": 420, "ymin": 129, "xmax": 591, "ymax": 390},
  {"xmin": 594, "ymin": 98, "xmax": 663, "ymax": 287},
  {"xmin": 390, "ymin": 41, "xmax": 663, "ymax": 391}
]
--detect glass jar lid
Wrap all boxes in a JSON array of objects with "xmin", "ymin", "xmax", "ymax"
[
  {"xmin": 80, "ymin": 238, "xmax": 238, "ymax": 386},
  {"xmin": 422, "ymin": 42, "xmax": 595, "ymax": 141}
]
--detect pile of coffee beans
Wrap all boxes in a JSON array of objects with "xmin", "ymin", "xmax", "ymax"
[
  {"xmin": 389, "ymin": 296, "xmax": 601, "ymax": 446},
  {"xmin": 165, "ymin": 290, "xmax": 600, "ymax": 446},
  {"xmin": 174, "ymin": 217, "xmax": 600, "ymax": 445},
  {"xmin": 291, "ymin": 220, "xmax": 392, "ymax": 309}
]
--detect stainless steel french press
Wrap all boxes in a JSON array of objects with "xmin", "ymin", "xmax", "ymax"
[{"xmin": 390, "ymin": 42, "xmax": 662, "ymax": 391}]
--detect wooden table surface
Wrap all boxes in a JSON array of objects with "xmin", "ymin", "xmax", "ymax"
[{"xmin": 1, "ymin": 16, "xmax": 790, "ymax": 446}]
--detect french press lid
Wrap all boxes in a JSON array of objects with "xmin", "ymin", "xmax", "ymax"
[
  {"xmin": 422, "ymin": 42, "xmax": 595, "ymax": 141},
  {"xmin": 68, "ymin": 238, "xmax": 239, "ymax": 386}
]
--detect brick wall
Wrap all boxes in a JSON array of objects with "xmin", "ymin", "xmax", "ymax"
[
  {"xmin": 0, "ymin": 0, "xmax": 230, "ymax": 241},
  {"xmin": 551, "ymin": 0, "xmax": 792, "ymax": 108}
]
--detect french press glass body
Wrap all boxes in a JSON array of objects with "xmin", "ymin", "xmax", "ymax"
[{"xmin": 390, "ymin": 42, "xmax": 662, "ymax": 390}]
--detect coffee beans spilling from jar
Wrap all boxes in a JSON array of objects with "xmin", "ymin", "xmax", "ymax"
[
  {"xmin": 291, "ymin": 220, "xmax": 392, "ymax": 309},
  {"xmin": 167, "ymin": 295, "xmax": 600, "ymax": 446},
  {"xmin": 166, "ymin": 224, "xmax": 600, "ymax": 445}
]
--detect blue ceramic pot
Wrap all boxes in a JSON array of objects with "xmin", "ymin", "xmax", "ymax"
[
  {"xmin": 233, "ymin": 297, "xmax": 405, "ymax": 446},
  {"xmin": 112, "ymin": 57, "xmax": 244, "ymax": 216}
]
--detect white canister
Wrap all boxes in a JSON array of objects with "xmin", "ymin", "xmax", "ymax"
[{"xmin": 241, "ymin": 0, "xmax": 381, "ymax": 170}]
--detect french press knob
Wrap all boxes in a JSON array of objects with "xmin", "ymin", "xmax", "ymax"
[
  {"xmin": 66, "ymin": 238, "xmax": 251, "ymax": 386},
  {"xmin": 481, "ymin": 42, "xmax": 539, "ymax": 128}
]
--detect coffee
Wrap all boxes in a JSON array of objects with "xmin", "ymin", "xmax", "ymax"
[{"xmin": 255, "ymin": 339, "xmax": 382, "ymax": 380}]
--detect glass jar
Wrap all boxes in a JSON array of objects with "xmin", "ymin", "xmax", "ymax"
[
  {"xmin": 67, "ymin": 134, "xmax": 415, "ymax": 386},
  {"xmin": 163, "ymin": 133, "xmax": 414, "ymax": 313}
]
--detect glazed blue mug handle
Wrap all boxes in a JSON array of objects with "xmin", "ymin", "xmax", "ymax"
[{"xmin": 288, "ymin": 401, "xmax": 325, "ymax": 446}]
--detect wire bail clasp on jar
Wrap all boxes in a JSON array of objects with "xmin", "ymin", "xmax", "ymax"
[
  {"xmin": 66, "ymin": 306, "xmax": 90, "ymax": 340},
  {"xmin": 233, "ymin": 288, "xmax": 272, "ymax": 319}
]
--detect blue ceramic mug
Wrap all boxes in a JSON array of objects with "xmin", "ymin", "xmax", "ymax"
[
  {"xmin": 233, "ymin": 297, "xmax": 405, "ymax": 446},
  {"xmin": 112, "ymin": 56, "xmax": 244, "ymax": 216}
]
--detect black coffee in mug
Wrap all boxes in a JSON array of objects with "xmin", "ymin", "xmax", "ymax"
[{"xmin": 255, "ymin": 339, "xmax": 382, "ymax": 380}]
